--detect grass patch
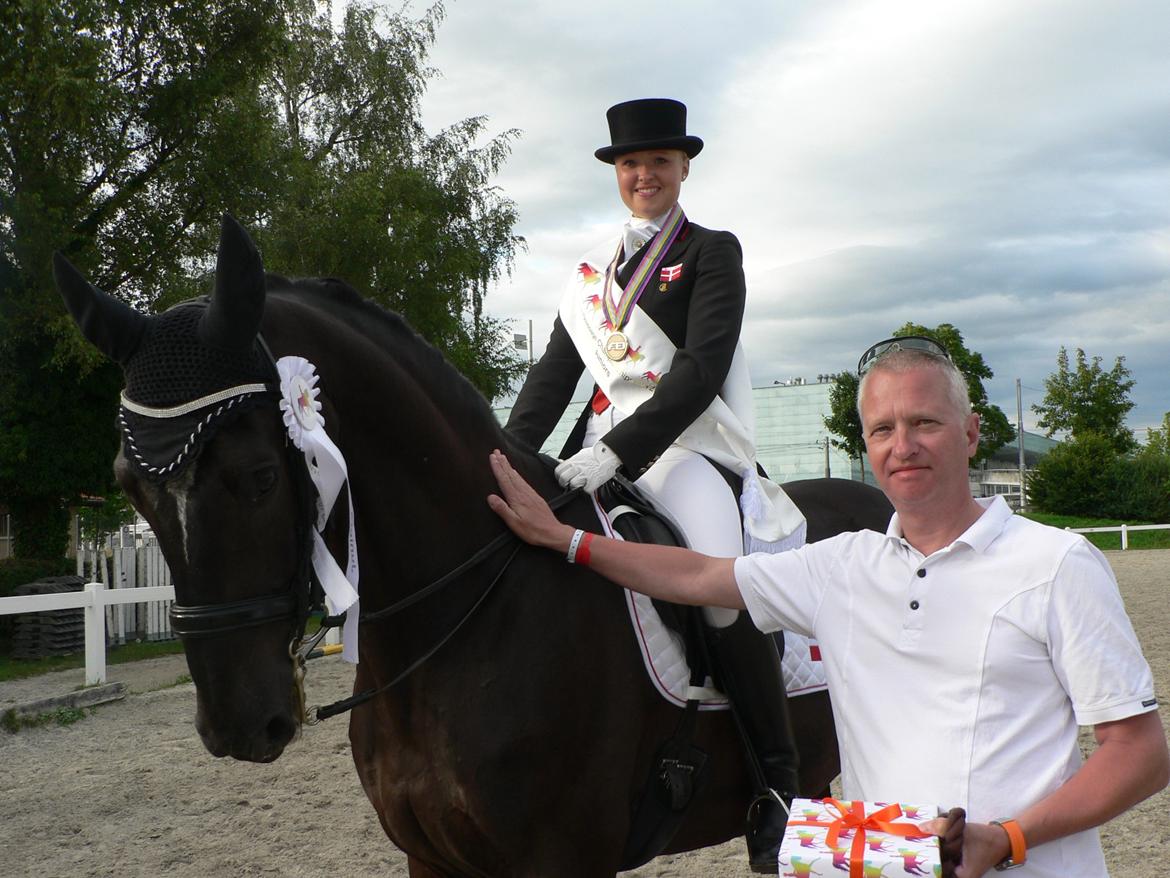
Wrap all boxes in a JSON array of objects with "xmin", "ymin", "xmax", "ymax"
[
  {"xmin": 0, "ymin": 638, "xmax": 185, "ymax": 683},
  {"xmin": 1, "ymin": 705, "xmax": 92, "ymax": 733},
  {"xmin": 1020, "ymin": 512, "xmax": 1170, "ymax": 551}
]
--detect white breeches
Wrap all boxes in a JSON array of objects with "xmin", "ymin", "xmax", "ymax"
[{"xmin": 584, "ymin": 409, "xmax": 742, "ymax": 628}]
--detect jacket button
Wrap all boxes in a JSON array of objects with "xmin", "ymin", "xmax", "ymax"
[
  {"xmin": 910, "ymin": 600, "xmax": 920, "ymax": 610},
  {"xmin": 916, "ymin": 569, "xmax": 926, "ymax": 578}
]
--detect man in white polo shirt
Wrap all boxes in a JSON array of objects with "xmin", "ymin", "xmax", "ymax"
[{"xmin": 487, "ymin": 336, "xmax": 1168, "ymax": 877}]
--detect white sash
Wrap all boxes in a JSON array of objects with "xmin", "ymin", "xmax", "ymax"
[{"xmin": 559, "ymin": 237, "xmax": 805, "ymax": 545}]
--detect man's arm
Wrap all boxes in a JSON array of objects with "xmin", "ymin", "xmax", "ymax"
[
  {"xmin": 926, "ymin": 710, "xmax": 1169, "ymax": 877},
  {"xmin": 487, "ymin": 450, "xmax": 744, "ymax": 609}
]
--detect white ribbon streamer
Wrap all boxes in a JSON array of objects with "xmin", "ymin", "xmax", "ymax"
[{"xmin": 277, "ymin": 356, "xmax": 360, "ymax": 662}]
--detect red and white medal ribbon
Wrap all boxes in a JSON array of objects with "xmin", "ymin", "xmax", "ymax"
[{"xmin": 278, "ymin": 356, "xmax": 360, "ymax": 663}]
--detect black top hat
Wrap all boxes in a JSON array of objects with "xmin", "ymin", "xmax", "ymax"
[{"xmin": 594, "ymin": 98, "xmax": 704, "ymax": 164}]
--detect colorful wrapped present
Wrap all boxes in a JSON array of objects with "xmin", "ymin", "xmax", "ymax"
[{"xmin": 777, "ymin": 797, "xmax": 940, "ymax": 878}]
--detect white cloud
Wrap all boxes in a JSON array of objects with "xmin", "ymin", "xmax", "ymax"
[{"xmin": 400, "ymin": 0, "xmax": 1170, "ymax": 429}]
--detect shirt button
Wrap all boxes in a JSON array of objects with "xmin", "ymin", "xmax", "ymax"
[
  {"xmin": 916, "ymin": 569, "xmax": 926, "ymax": 578},
  {"xmin": 910, "ymin": 600, "xmax": 920, "ymax": 610}
]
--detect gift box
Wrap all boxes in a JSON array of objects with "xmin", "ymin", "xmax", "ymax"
[{"xmin": 777, "ymin": 797, "xmax": 940, "ymax": 878}]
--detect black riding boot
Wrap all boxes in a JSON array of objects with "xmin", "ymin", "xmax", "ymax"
[{"xmin": 707, "ymin": 613, "xmax": 801, "ymax": 874}]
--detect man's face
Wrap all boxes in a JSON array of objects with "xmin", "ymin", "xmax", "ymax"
[
  {"xmin": 614, "ymin": 149, "xmax": 688, "ymax": 218},
  {"xmin": 859, "ymin": 366, "xmax": 980, "ymax": 513}
]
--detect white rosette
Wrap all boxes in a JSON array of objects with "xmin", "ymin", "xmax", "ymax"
[{"xmin": 277, "ymin": 356, "xmax": 360, "ymax": 662}]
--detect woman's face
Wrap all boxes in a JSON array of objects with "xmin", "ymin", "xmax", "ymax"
[{"xmin": 614, "ymin": 149, "xmax": 689, "ymax": 218}]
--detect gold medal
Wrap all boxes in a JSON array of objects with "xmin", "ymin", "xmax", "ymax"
[{"xmin": 605, "ymin": 331, "xmax": 630, "ymax": 361}]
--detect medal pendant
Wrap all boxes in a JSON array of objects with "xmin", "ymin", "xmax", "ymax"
[{"xmin": 605, "ymin": 331, "xmax": 630, "ymax": 361}]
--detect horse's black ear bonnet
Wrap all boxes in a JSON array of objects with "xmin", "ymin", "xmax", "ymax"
[
  {"xmin": 117, "ymin": 299, "xmax": 278, "ymax": 483},
  {"xmin": 53, "ymin": 214, "xmax": 280, "ymax": 484}
]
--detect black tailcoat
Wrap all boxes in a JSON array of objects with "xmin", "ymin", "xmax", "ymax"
[{"xmin": 506, "ymin": 220, "xmax": 747, "ymax": 478}]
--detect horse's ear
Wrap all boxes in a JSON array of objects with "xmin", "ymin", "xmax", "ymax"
[
  {"xmin": 53, "ymin": 252, "xmax": 148, "ymax": 365},
  {"xmin": 201, "ymin": 213, "xmax": 266, "ymax": 351}
]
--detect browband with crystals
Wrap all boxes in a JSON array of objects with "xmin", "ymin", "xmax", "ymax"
[{"xmin": 120, "ymin": 383, "xmax": 274, "ymax": 418}]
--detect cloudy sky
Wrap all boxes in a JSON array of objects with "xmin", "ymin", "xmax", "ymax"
[{"xmin": 409, "ymin": 0, "xmax": 1170, "ymax": 435}]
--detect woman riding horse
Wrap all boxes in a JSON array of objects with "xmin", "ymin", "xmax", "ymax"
[{"xmin": 507, "ymin": 98, "xmax": 804, "ymax": 871}]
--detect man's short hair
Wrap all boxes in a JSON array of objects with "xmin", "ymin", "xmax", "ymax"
[{"xmin": 856, "ymin": 349, "xmax": 973, "ymax": 423}]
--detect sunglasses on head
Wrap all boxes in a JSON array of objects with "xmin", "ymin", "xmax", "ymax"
[{"xmin": 857, "ymin": 336, "xmax": 951, "ymax": 375}]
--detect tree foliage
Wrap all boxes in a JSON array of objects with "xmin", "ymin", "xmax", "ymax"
[
  {"xmin": 1029, "ymin": 432, "xmax": 1170, "ymax": 522},
  {"xmin": 0, "ymin": 0, "xmax": 524, "ymax": 558},
  {"xmin": 822, "ymin": 371, "xmax": 865, "ymax": 461},
  {"xmin": 1143, "ymin": 412, "xmax": 1170, "ymax": 459},
  {"xmin": 1026, "ymin": 433, "xmax": 1123, "ymax": 518},
  {"xmin": 1032, "ymin": 347, "xmax": 1136, "ymax": 454},
  {"xmin": 254, "ymin": 2, "xmax": 526, "ymax": 400},
  {"xmin": 1, "ymin": 0, "xmax": 288, "ymax": 558},
  {"xmin": 823, "ymin": 322, "xmax": 1015, "ymax": 468}
]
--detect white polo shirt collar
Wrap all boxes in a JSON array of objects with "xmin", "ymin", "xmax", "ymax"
[{"xmin": 885, "ymin": 495, "xmax": 1010, "ymax": 556}]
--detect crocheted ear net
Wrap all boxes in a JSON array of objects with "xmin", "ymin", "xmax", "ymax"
[{"xmin": 118, "ymin": 302, "xmax": 276, "ymax": 482}]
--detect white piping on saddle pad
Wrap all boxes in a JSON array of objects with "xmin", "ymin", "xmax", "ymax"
[
  {"xmin": 278, "ymin": 356, "xmax": 360, "ymax": 663},
  {"xmin": 590, "ymin": 495, "xmax": 827, "ymax": 708}
]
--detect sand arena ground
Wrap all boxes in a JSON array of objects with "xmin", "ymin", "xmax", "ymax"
[{"xmin": 2, "ymin": 549, "xmax": 1168, "ymax": 877}]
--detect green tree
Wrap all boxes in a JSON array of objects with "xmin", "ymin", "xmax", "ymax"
[
  {"xmin": 1032, "ymin": 347, "xmax": 1136, "ymax": 453},
  {"xmin": 255, "ymin": 1, "xmax": 526, "ymax": 400},
  {"xmin": 1141, "ymin": 412, "xmax": 1170, "ymax": 459},
  {"xmin": 822, "ymin": 371, "xmax": 866, "ymax": 479},
  {"xmin": 0, "ymin": 0, "xmax": 523, "ymax": 558},
  {"xmin": 1027, "ymin": 432, "xmax": 1122, "ymax": 517},
  {"xmin": 1, "ymin": 0, "xmax": 288, "ymax": 558},
  {"xmin": 823, "ymin": 323, "xmax": 1015, "ymax": 468}
]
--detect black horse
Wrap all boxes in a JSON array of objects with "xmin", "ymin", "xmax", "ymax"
[{"xmin": 55, "ymin": 216, "xmax": 893, "ymax": 878}]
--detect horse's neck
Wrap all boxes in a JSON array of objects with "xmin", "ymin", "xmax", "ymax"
[{"xmin": 268, "ymin": 300, "xmax": 507, "ymax": 583}]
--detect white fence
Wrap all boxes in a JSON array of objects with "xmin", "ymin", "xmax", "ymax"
[
  {"xmin": 1067, "ymin": 523, "xmax": 1170, "ymax": 550},
  {"xmin": 0, "ymin": 530, "xmax": 176, "ymax": 686},
  {"xmin": 76, "ymin": 529, "xmax": 175, "ymax": 645},
  {"xmin": 0, "ymin": 581, "xmax": 175, "ymax": 685}
]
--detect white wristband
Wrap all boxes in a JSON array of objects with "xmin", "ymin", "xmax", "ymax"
[{"xmin": 566, "ymin": 529, "xmax": 585, "ymax": 564}]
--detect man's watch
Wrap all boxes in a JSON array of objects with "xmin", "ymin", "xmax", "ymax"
[{"xmin": 989, "ymin": 818, "xmax": 1027, "ymax": 871}]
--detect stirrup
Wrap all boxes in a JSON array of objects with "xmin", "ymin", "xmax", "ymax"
[
  {"xmin": 745, "ymin": 788, "xmax": 794, "ymax": 874},
  {"xmin": 746, "ymin": 786, "xmax": 791, "ymax": 826}
]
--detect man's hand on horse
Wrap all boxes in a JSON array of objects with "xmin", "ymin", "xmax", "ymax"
[
  {"xmin": 488, "ymin": 450, "xmax": 574, "ymax": 552},
  {"xmin": 553, "ymin": 441, "xmax": 621, "ymax": 493}
]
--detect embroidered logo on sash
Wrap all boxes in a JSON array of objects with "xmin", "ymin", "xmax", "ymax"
[
  {"xmin": 578, "ymin": 263, "xmax": 601, "ymax": 285},
  {"xmin": 660, "ymin": 264, "xmax": 683, "ymax": 282}
]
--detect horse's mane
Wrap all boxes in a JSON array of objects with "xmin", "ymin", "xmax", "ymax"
[{"xmin": 265, "ymin": 273, "xmax": 508, "ymax": 444}]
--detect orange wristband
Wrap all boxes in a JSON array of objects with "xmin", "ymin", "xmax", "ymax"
[{"xmin": 990, "ymin": 818, "xmax": 1026, "ymax": 870}]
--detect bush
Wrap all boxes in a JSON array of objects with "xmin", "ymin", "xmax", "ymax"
[
  {"xmin": 1028, "ymin": 433, "xmax": 1120, "ymax": 517},
  {"xmin": 1030, "ymin": 433, "xmax": 1170, "ymax": 521}
]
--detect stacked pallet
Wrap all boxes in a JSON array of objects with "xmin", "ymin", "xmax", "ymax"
[{"xmin": 11, "ymin": 576, "xmax": 86, "ymax": 659}]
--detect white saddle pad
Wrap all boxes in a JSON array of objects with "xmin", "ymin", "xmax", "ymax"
[{"xmin": 592, "ymin": 497, "xmax": 828, "ymax": 711}]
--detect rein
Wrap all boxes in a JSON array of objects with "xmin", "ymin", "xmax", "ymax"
[{"xmin": 310, "ymin": 488, "xmax": 579, "ymax": 721}]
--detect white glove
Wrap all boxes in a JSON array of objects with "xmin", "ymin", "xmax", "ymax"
[{"xmin": 554, "ymin": 441, "xmax": 622, "ymax": 493}]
